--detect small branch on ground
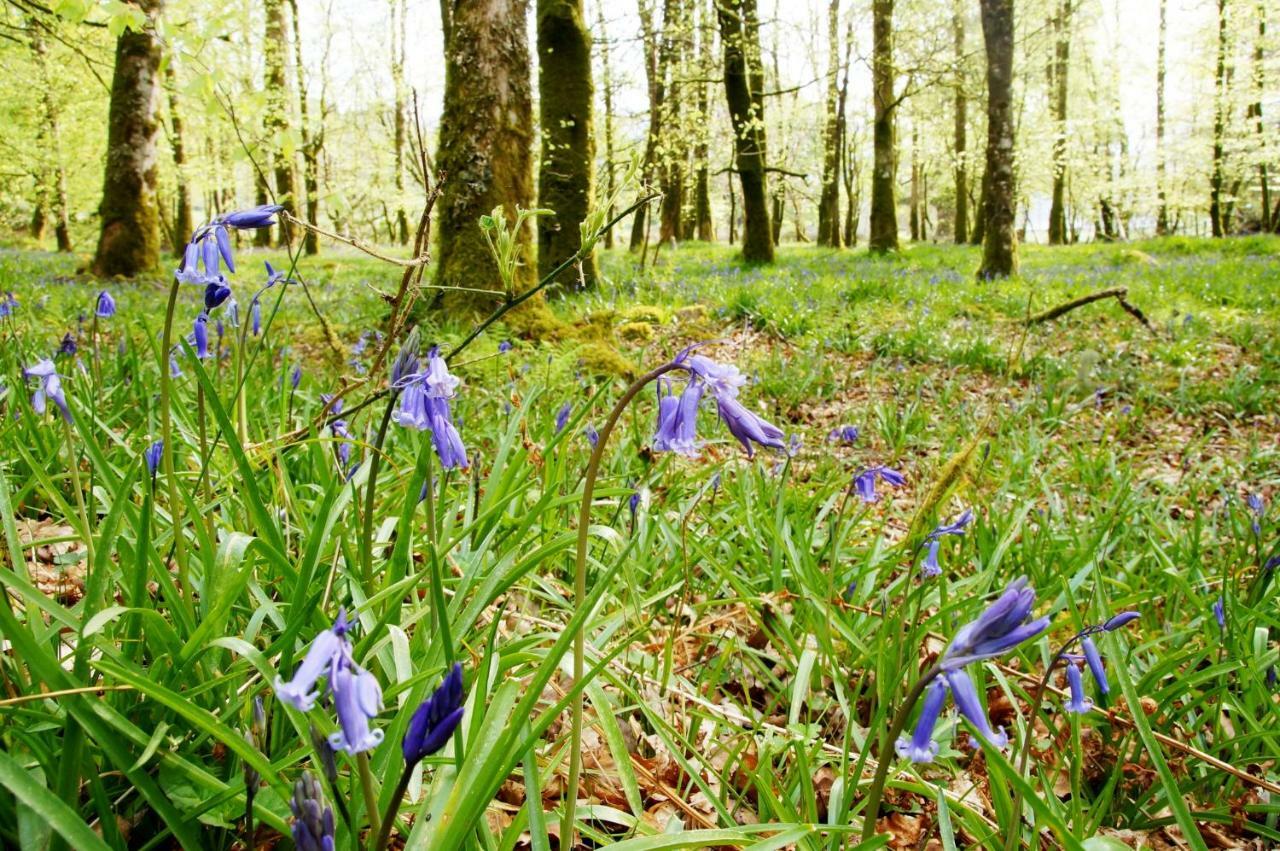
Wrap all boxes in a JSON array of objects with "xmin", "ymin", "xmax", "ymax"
[{"xmin": 1023, "ymin": 286, "xmax": 1158, "ymax": 336}]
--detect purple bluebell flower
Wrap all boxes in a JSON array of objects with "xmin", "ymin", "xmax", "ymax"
[
  {"xmin": 225, "ymin": 299, "xmax": 240, "ymax": 329},
  {"xmin": 264, "ymin": 260, "xmax": 287, "ymax": 287},
  {"xmin": 928, "ymin": 509, "xmax": 974, "ymax": 541},
  {"xmin": 403, "ymin": 663, "xmax": 465, "ymax": 765},
  {"xmin": 1063, "ymin": 660, "xmax": 1093, "ymax": 714},
  {"xmin": 853, "ymin": 466, "xmax": 906, "ymax": 503},
  {"xmin": 1081, "ymin": 636, "xmax": 1109, "ymax": 694},
  {"xmin": 828, "ymin": 425, "xmax": 859, "ymax": 444},
  {"xmin": 394, "ymin": 349, "xmax": 468, "ymax": 470},
  {"xmin": 289, "ymin": 771, "xmax": 336, "ymax": 851},
  {"xmin": 498, "ymin": 340, "xmax": 513, "ymax": 353},
  {"xmin": 584, "ymin": 424, "xmax": 599, "ymax": 448},
  {"xmin": 1247, "ymin": 493, "xmax": 1264, "ymax": 535},
  {"xmin": 653, "ymin": 378, "xmax": 703, "ymax": 455},
  {"xmin": 946, "ymin": 668, "xmax": 1008, "ymax": 747},
  {"xmin": 23, "ymin": 359, "xmax": 71, "ymax": 422},
  {"xmin": 329, "ymin": 664, "xmax": 384, "ymax": 754},
  {"xmin": 629, "ymin": 490, "xmax": 641, "ymax": 519},
  {"xmin": 940, "ymin": 577, "xmax": 1051, "ymax": 670},
  {"xmin": 894, "ymin": 677, "xmax": 946, "ymax": 763},
  {"xmin": 921, "ymin": 540, "xmax": 942, "ymax": 578},
  {"xmin": 390, "ymin": 330, "xmax": 421, "ymax": 385},
  {"xmin": 95, "ymin": 290, "xmax": 116, "ymax": 318},
  {"xmin": 714, "ymin": 394, "xmax": 786, "ymax": 458},
  {"xmin": 58, "ymin": 333, "xmax": 77, "ymax": 357},
  {"xmin": 274, "ymin": 611, "xmax": 353, "ymax": 711},
  {"xmin": 1212, "ymin": 597, "xmax": 1225, "ymax": 630},
  {"xmin": 0, "ymin": 292, "xmax": 17, "ymax": 318},
  {"xmin": 1102, "ymin": 611, "xmax": 1140, "ymax": 631},
  {"xmin": 290, "ymin": 364, "xmax": 302, "ymax": 390},
  {"xmin": 204, "ymin": 281, "xmax": 232, "ymax": 311},
  {"xmin": 251, "ymin": 299, "xmax": 262, "ymax": 336},
  {"xmin": 1268, "ymin": 666, "xmax": 1278, "ymax": 689},
  {"xmin": 555, "ymin": 402, "xmax": 572, "ymax": 434},
  {"xmin": 193, "ymin": 313, "xmax": 209, "ymax": 359},
  {"xmin": 684, "ymin": 354, "xmax": 748, "ymax": 397},
  {"xmin": 144, "ymin": 440, "xmax": 163, "ymax": 478},
  {"xmin": 222, "ymin": 204, "xmax": 283, "ymax": 229}
]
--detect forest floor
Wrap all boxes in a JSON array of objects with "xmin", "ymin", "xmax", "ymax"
[{"xmin": 2, "ymin": 236, "xmax": 1279, "ymax": 849}]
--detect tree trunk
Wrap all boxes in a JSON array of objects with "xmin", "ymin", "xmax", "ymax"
[
  {"xmin": 771, "ymin": 187, "xmax": 783, "ymax": 245},
  {"xmin": 29, "ymin": 21, "xmax": 73, "ymax": 252},
  {"xmin": 1047, "ymin": 0, "xmax": 1071, "ymax": 245},
  {"xmin": 909, "ymin": 122, "xmax": 920, "ymax": 241},
  {"xmin": 1209, "ymin": 0, "xmax": 1229, "ymax": 237},
  {"xmin": 869, "ymin": 0, "xmax": 898, "ymax": 253},
  {"xmin": 630, "ymin": 0, "xmax": 671, "ymax": 251},
  {"xmin": 1155, "ymin": 0, "xmax": 1169, "ymax": 235},
  {"xmin": 692, "ymin": 0, "xmax": 714, "ymax": 242},
  {"xmin": 165, "ymin": 62, "xmax": 193, "ymax": 253},
  {"xmin": 816, "ymin": 0, "xmax": 841, "ymax": 247},
  {"xmin": 437, "ymin": 0, "xmax": 535, "ymax": 311},
  {"xmin": 952, "ymin": 0, "xmax": 968, "ymax": 244},
  {"xmin": 287, "ymin": 0, "xmax": 320, "ymax": 255},
  {"xmin": 597, "ymin": 1, "xmax": 618, "ymax": 249},
  {"xmin": 265, "ymin": 0, "xmax": 296, "ymax": 247},
  {"xmin": 977, "ymin": 0, "xmax": 1018, "ymax": 278},
  {"xmin": 970, "ymin": 168, "xmax": 987, "ymax": 245},
  {"xmin": 392, "ymin": 0, "xmax": 410, "ymax": 244},
  {"xmin": 717, "ymin": 0, "xmax": 773, "ymax": 262},
  {"xmin": 727, "ymin": 170, "xmax": 737, "ymax": 244},
  {"xmin": 91, "ymin": 0, "xmax": 164, "ymax": 277},
  {"xmin": 1249, "ymin": 3, "xmax": 1269, "ymax": 231},
  {"xmin": 656, "ymin": 0, "xmax": 686, "ymax": 245},
  {"xmin": 537, "ymin": 0, "xmax": 597, "ymax": 288}
]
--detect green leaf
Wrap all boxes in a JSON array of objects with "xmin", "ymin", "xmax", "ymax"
[{"xmin": 0, "ymin": 751, "xmax": 111, "ymax": 851}]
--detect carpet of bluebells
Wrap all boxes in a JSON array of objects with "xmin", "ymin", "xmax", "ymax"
[{"xmin": 0, "ymin": 225, "xmax": 1277, "ymax": 851}]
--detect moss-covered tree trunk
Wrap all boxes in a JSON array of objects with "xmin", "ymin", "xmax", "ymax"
[
  {"xmin": 287, "ymin": 0, "xmax": 320, "ymax": 255},
  {"xmin": 437, "ymin": 0, "xmax": 534, "ymax": 312},
  {"xmin": 596, "ymin": 1, "xmax": 618, "ymax": 249},
  {"xmin": 1046, "ymin": 0, "xmax": 1071, "ymax": 245},
  {"xmin": 537, "ymin": 0, "xmax": 596, "ymax": 287},
  {"xmin": 977, "ymin": 0, "xmax": 1018, "ymax": 278},
  {"xmin": 1209, "ymin": 0, "xmax": 1229, "ymax": 237},
  {"xmin": 91, "ymin": 1, "xmax": 163, "ymax": 277},
  {"xmin": 165, "ymin": 61, "xmax": 193, "ymax": 252},
  {"xmin": 952, "ymin": 0, "xmax": 968, "ymax": 244},
  {"xmin": 868, "ymin": 0, "xmax": 898, "ymax": 253},
  {"xmin": 717, "ymin": 0, "xmax": 773, "ymax": 263},
  {"xmin": 630, "ymin": 0, "xmax": 672, "ymax": 251},
  {"xmin": 392, "ymin": 0, "xmax": 410, "ymax": 245},
  {"xmin": 265, "ymin": 0, "xmax": 296, "ymax": 247},
  {"xmin": 30, "ymin": 20, "xmax": 73, "ymax": 252},
  {"xmin": 816, "ymin": 0, "xmax": 841, "ymax": 247}
]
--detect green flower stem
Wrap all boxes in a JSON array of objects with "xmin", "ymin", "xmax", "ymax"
[
  {"xmin": 359, "ymin": 394, "xmax": 399, "ymax": 591},
  {"xmin": 859, "ymin": 662, "xmax": 942, "ymax": 843},
  {"xmin": 561, "ymin": 361, "xmax": 681, "ymax": 844},
  {"xmin": 356, "ymin": 752, "xmax": 380, "ymax": 837},
  {"xmin": 372, "ymin": 763, "xmax": 414, "ymax": 851},
  {"xmin": 158, "ymin": 279, "xmax": 190, "ymax": 596}
]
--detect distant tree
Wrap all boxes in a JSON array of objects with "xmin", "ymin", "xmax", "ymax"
[
  {"xmin": 287, "ymin": 0, "xmax": 320, "ymax": 254},
  {"xmin": 952, "ymin": 0, "xmax": 968, "ymax": 244},
  {"xmin": 264, "ymin": 0, "xmax": 296, "ymax": 247},
  {"xmin": 868, "ymin": 0, "xmax": 898, "ymax": 253},
  {"xmin": 1155, "ymin": 0, "xmax": 1169, "ymax": 235},
  {"xmin": 436, "ymin": 0, "xmax": 534, "ymax": 311},
  {"xmin": 717, "ymin": 0, "xmax": 773, "ymax": 262},
  {"xmin": 28, "ymin": 19, "xmax": 72, "ymax": 252},
  {"xmin": 690, "ymin": 0, "xmax": 715, "ymax": 242},
  {"xmin": 1248, "ymin": 3, "xmax": 1270, "ymax": 231},
  {"xmin": 391, "ymin": 0, "xmax": 409, "ymax": 245},
  {"xmin": 976, "ymin": 0, "xmax": 1017, "ymax": 278},
  {"xmin": 537, "ymin": 0, "xmax": 597, "ymax": 288},
  {"xmin": 596, "ymin": 1, "xmax": 618, "ymax": 249},
  {"xmin": 816, "ymin": 0, "xmax": 841, "ymax": 247},
  {"xmin": 164, "ymin": 61, "xmax": 192, "ymax": 253},
  {"xmin": 90, "ymin": 0, "xmax": 164, "ymax": 277},
  {"xmin": 630, "ymin": 0, "xmax": 675, "ymax": 250},
  {"xmin": 1209, "ymin": 0, "xmax": 1230, "ymax": 237},
  {"xmin": 1047, "ymin": 0, "xmax": 1072, "ymax": 245}
]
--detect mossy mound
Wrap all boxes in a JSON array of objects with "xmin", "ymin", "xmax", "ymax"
[{"xmin": 574, "ymin": 340, "xmax": 636, "ymax": 379}]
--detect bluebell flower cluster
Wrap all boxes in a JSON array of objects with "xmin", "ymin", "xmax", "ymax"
[
  {"xmin": 653, "ymin": 350, "xmax": 786, "ymax": 458},
  {"xmin": 0, "ymin": 292, "xmax": 17, "ymax": 318},
  {"xmin": 921, "ymin": 509, "xmax": 974, "ymax": 578},
  {"xmin": 289, "ymin": 771, "xmax": 336, "ymax": 851},
  {"xmin": 853, "ymin": 465, "xmax": 906, "ymax": 503},
  {"xmin": 274, "ymin": 610, "xmax": 384, "ymax": 754},
  {"xmin": 23, "ymin": 359, "xmax": 71, "ymax": 422},
  {"xmin": 95, "ymin": 290, "xmax": 116, "ymax": 318},
  {"xmin": 144, "ymin": 440, "xmax": 163, "ymax": 479},
  {"xmin": 403, "ymin": 663, "xmax": 465, "ymax": 766},
  {"xmin": 828, "ymin": 425, "xmax": 859, "ymax": 444},
  {"xmin": 393, "ymin": 345, "xmax": 468, "ymax": 470}
]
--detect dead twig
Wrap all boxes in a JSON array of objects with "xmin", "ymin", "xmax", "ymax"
[{"xmin": 1023, "ymin": 286, "xmax": 1157, "ymax": 336}]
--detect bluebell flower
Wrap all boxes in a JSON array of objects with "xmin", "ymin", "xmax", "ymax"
[
  {"xmin": 389, "ymin": 330, "xmax": 421, "ymax": 385},
  {"xmin": 1212, "ymin": 597, "xmax": 1225, "ymax": 630},
  {"xmin": 499, "ymin": 340, "xmax": 513, "ymax": 353},
  {"xmin": 653, "ymin": 378, "xmax": 703, "ymax": 455},
  {"xmin": 291, "ymin": 365, "xmax": 302, "ymax": 390},
  {"xmin": 251, "ymin": 299, "xmax": 262, "ymax": 336},
  {"xmin": 927, "ymin": 509, "xmax": 974, "ymax": 541},
  {"xmin": 23, "ymin": 359, "xmax": 71, "ymax": 422},
  {"xmin": 329, "ymin": 664, "xmax": 384, "ymax": 754},
  {"xmin": 0, "ymin": 292, "xmax": 17, "ymax": 318},
  {"xmin": 1080, "ymin": 636, "xmax": 1109, "ymax": 694},
  {"xmin": 1247, "ymin": 493, "xmax": 1264, "ymax": 535},
  {"xmin": 1102, "ymin": 611, "xmax": 1140, "ymax": 631},
  {"xmin": 192, "ymin": 313, "xmax": 209, "ymax": 360},
  {"xmin": 275, "ymin": 610, "xmax": 353, "ymax": 711},
  {"xmin": 264, "ymin": 260, "xmax": 287, "ymax": 287},
  {"xmin": 394, "ymin": 348, "xmax": 468, "ymax": 470},
  {"xmin": 828, "ymin": 425, "xmax": 859, "ymax": 444},
  {"xmin": 555, "ymin": 402, "xmax": 572, "ymax": 434},
  {"xmin": 176, "ymin": 205, "xmax": 281, "ymax": 284},
  {"xmin": 940, "ymin": 577, "xmax": 1051, "ymax": 670},
  {"xmin": 222, "ymin": 204, "xmax": 283, "ymax": 229},
  {"xmin": 921, "ymin": 540, "xmax": 942, "ymax": 578},
  {"xmin": 946, "ymin": 668, "xmax": 1008, "ymax": 747},
  {"xmin": 144, "ymin": 440, "xmax": 163, "ymax": 478},
  {"xmin": 853, "ymin": 466, "xmax": 906, "ymax": 503},
  {"xmin": 289, "ymin": 771, "xmax": 336, "ymax": 851},
  {"xmin": 628, "ymin": 490, "xmax": 641, "ymax": 519},
  {"xmin": 169, "ymin": 355, "xmax": 183, "ymax": 378},
  {"xmin": 58, "ymin": 333, "xmax": 77, "ymax": 357},
  {"xmin": 894, "ymin": 677, "xmax": 945, "ymax": 763},
  {"xmin": 714, "ymin": 393, "xmax": 786, "ymax": 457},
  {"xmin": 584, "ymin": 424, "xmax": 599, "ymax": 448},
  {"xmin": 95, "ymin": 291, "xmax": 116, "ymax": 318},
  {"xmin": 403, "ymin": 663, "xmax": 465, "ymax": 765},
  {"xmin": 1063, "ymin": 660, "xmax": 1093, "ymax": 714}
]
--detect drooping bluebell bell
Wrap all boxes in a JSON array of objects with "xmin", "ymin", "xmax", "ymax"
[
  {"xmin": 289, "ymin": 771, "xmax": 336, "ymax": 851},
  {"xmin": 389, "ymin": 330, "xmax": 421, "ymax": 386},
  {"xmin": 204, "ymin": 282, "xmax": 232, "ymax": 311},
  {"xmin": 1063, "ymin": 660, "xmax": 1093, "ymax": 714},
  {"xmin": 946, "ymin": 667, "xmax": 1009, "ymax": 747},
  {"xmin": 584, "ymin": 424, "xmax": 599, "ymax": 449},
  {"xmin": 225, "ymin": 299, "xmax": 240, "ymax": 329},
  {"xmin": 251, "ymin": 299, "xmax": 262, "ymax": 336},
  {"xmin": 58, "ymin": 332, "xmax": 77, "ymax": 357},
  {"xmin": 1212, "ymin": 597, "xmax": 1225, "ymax": 630},
  {"xmin": 176, "ymin": 205, "xmax": 281, "ymax": 289},
  {"xmin": 941, "ymin": 578, "xmax": 1051, "ymax": 670},
  {"xmin": 0, "ymin": 292, "xmax": 17, "ymax": 318},
  {"xmin": 403, "ymin": 663, "xmax": 465, "ymax": 766},
  {"xmin": 23, "ymin": 359, "xmax": 71, "ymax": 422},
  {"xmin": 1247, "ymin": 494, "xmax": 1265, "ymax": 536},
  {"xmin": 394, "ymin": 348, "xmax": 468, "ymax": 470},
  {"xmin": 895, "ymin": 677, "xmax": 946, "ymax": 763},
  {"xmin": 921, "ymin": 540, "xmax": 943, "ymax": 578},
  {"xmin": 1102, "ymin": 611, "xmax": 1140, "ymax": 631},
  {"xmin": 927, "ymin": 509, "xmax": 974, "ymax": 540},
  {"xmin": 291, "ymin": 365, "xmax": 302, "ymax": 390},
  {"xmin": 275, "ymin": 611, "xmax": 353, "ymax": 712},
  {"xmin": 853, "ymin": 466, "xmax": 906, "ymax": 503},
  {"xmin": 169, "ymin": 355, "xmax": 183, "ymax": 378},
  {"xmin": 1080, "ymin": 636, "xmax": 1109, "ymax": 694},
  {"xmin": 192, "ymin": 313, "xmax": 210, "ymax": 360},
  {"xmin": 652, "ymin": 378, "xmax": 703, "ymax": 456},
  {"xmin": 95, "ymin": 290, "xmax": 116, "ymax": 318},
  {"xmin": 323, "ymin": 396, "xmax": 352, "ymax": 467},
  {"xmin": 828, "ymin": 425, "xmax": 859, "ymax": 444},
  {"xmin": 264, "ymin": 260, "xmax": 287, "ymax": 288},
  {"xmin": 555, "ymin": 402, "xmax": 572, "ymax": 434},
  {"xmin": 498, "ymin": 340, "xmax": 513, "ymax": 353},
  {"xmin": 145, "ymin": 440, "xmax": 163, "ymax": 479}
]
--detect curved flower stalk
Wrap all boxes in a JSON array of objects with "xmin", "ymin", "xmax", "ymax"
[
  {"xmin": 861, "ymin": 578, "xmax": 1052, "ymax": 843},
  {"xmin": 562, "ymin": 345, "xmax": 787, "ymax": 842}
]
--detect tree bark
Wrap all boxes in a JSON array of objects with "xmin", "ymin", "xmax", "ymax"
[
  {"xmin": 692, "ymin": 0, "xmax": 714, "ymax": 242},
  {"xmin": 816, "ymin": 0, "xmax": 842, "ymax": 247},
  {"xmin": 392, "ymin": 0, "xmax": 410, "ymax": 244},
  {"xmin": 437, "ymin": 0, "xmax": 535, "ymax": 311},
  {"xmin": 164, "ymin": 61, "xmax": 192, "ymax": 253},
  {"xmin": 868, "ymin": 0, "xmax": 898, "ymax": 253},
  {"xmin": 1047, "ymin": 0, "xmax": 1071, "ymax": 245},
  {"xmin": 597, "ymin": 1, "xmax": 618, "ymax": 249},
  {"xmin": 717, "ymin": 0, "xmax": 773, "ymax": 262},
  {"xmin": 1209, "ymin": 0, "xmax": 1229, "ymax": 237},
  {"xmin": 1155, "ymin": 0, "xmax": 1169, "ymax": 235},
  {"xmin": 29, "ymin": 20, "xmax": 73, "ymax": 252},
  {"xmin": 265, "ymin": 0, "xmax": 296, "ymax": 247},
  {"xmin": 909, "ymin": 122, "xmax": 920, "ymax": 241},
  {"xmin": 977, "ymin": 0, "xmax": 1018, "ymax": 278},
  {"xmin": 1249, "ymin": 3, "xmax": 1269, "ymax": 231},
  {"xmin": 537, "ymin": 0, "xmax": 597, "ymax": 287},
  {"xmin": 952, "ymin": 0, "xmax": 968, "ymax": 244},
  {"xmin": 91, "ymin": 0, "xmax": 164, "ymax": 277},
  {"xmin": 630, "ymin": 0, "xmax": 672, "ymax": 250},
  {"xmin": 288, "ymin": 0, "xmax": 321, "ymax": 255}
]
